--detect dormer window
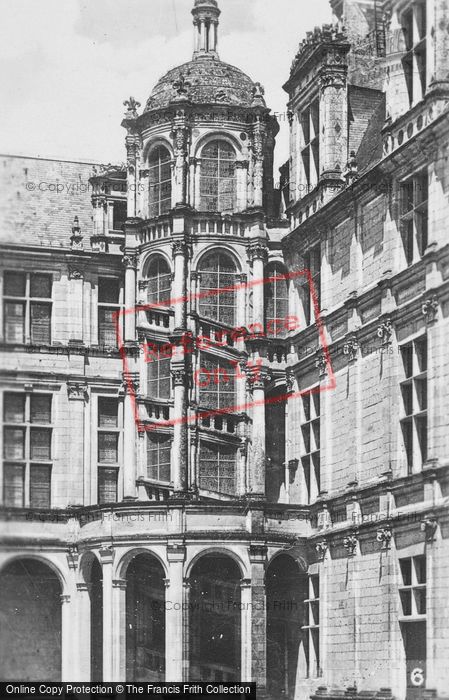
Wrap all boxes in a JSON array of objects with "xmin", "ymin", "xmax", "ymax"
[{"xmin": 401, "ymin": 1, "xmax": 427, "ymax": 105}]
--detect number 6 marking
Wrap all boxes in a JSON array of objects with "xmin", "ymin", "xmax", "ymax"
[{"xmin": 411, "ymin": 667, "xmax": 424, "ymax": 686}]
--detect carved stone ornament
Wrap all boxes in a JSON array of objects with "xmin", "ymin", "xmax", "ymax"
[
  {"xmin": 66, "ymin": 544, "xmax": 79, "ymax": 570},
  {"xmin": 70, "ymin": 216, "xmax": 83, "ymax": 250},
  {"xmin": 320, "ymin": 70, "xmax": 346, "ymax": 90},
  {"xmin": 343, "ymin": 532, "xmax": 358, "ymax": 556},
  {"xmin": 122, "ymin": 371, "xmax": 140, "ymax": 394},
  {"xmin": 68, "ymin": 265, "xmax": 84, "ymax": 280},
  {"xmin": 172, "ymin": 239, "xmax": 188, "ymax": 257},
  {"xmin": 315, "ymin": 540, "xmax": 328, "ymax": 560},
  {"xmin": 172, "ymin": 368, "xmax": 187, "ymax": 387},
  {"xmin": 421, "ymin": 517, "xmax": 438, "ymax": 542},
  {"xmin": 315, "ymin": 351, "xmax": 328, "ymax": 377},
  {"xmin": 422, "ymin": 296, "xmax": 439, "ymax": 323},
  {"xmin": 122, "ymin": 254, "xmax": 137, "ymax": 269},
  {"xmin": 67, "ymin": 383, "xmax": 88, "ymax": 401},
  {"xmin": 343, "ymin": 336, "xmax": 359, "ymax": 362},
  {"xmin": 376, "ymin": 527, "xmax": 392, "ymax": 549},
  {"xmin": 123, "ymin": 96, "xmax": 141, "ymax": 118},
  {"xmin": 377, "ymin": 319, "xmax": 393, "ymax": 345},
  {"xmin": 247, "ymin": 242, "xmax": 268, "ymax": 264}
]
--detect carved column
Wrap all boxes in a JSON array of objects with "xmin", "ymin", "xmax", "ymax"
[
  {"xmin": 122, "ymin": 253, "xmax": 137, "ymax": 344},
  {"xmin": 422, "ymin": 295, "xmax": 440, "ymax": 468},
  {"xmin": 246, "ymin": 366, "xmax": 269, "ymax": 499},
  {"xmin": 67, "ymin": 383, "xmax": 87, "ymax": 506},
  {"xmin": 112, "ymin": 579, "xmax": 127, "ymax": 681},
  {"xmin": 240, "ymin": 578, "xmax": 252, "ymax": 681},
  {"xmin": 171, "ymin": 367, "xmax": 188, "ymax": 493},
  {"xmin": 172, "ymin": 121, "xmax": 189, "ymax": 206},
  {"xmin": 235, "ymin": 160, "xmax": 249, "ymax": 211},
  {"xmin": 249, "ymin": 544, "xmax": 267, "ymax": 688},
  {"xmin": 165, "ymin": 544, "xmax": 186, "ymax": 681},
  {"xmin": 68, "ymin": 265, "xmax": 85, "ymax": 344},
  {"xmin": 125, "ymin": 134, "xmax": 140, "ymax": 218},
  {"xmin": 76, "ymin": 582, "xmax": 91, "ymax": 681},
  {"xmin": 172, "ymin": 238, "xmax": 188, "ymax": 331},
  {"xmin": 319, "ymin": 53, "xmax": 349, "ymax": 180},
  {"xmin": 122, "ymin": 371, "xmax": 138, "ymax": 500},
  {"xmin": 99, "ymin": 545, "xmax": 115, "ymax": 681},
  {"xmin": 248, "ymin": 242, "xmax": 268, "ymax": 334},
  {"xmin": 61, "ymin": 593, "xmax": 73, "ymax": 681},
  {"xmin": 252, "ymin": 119, "xmax": 266, "ymax": 208}
]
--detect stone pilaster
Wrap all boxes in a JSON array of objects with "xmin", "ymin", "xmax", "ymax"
[
  {"xmin": 166, "ymin": 544, "xmax": 186, "ymax": 680},
  {"xmin": 249, "ymin": 544, "xmax": 267, "ymax": 688}
]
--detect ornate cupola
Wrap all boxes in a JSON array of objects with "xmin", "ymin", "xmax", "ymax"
[{"xmin": 192, "ymin": 0, "xmax": 221, "ymax": 57}]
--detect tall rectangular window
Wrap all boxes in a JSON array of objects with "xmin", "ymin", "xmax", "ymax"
[
  {"xmin": 302, "ymin": 574, "xmax": 320, "ymax": 677},
  {"xmin": 401, "ymin": 1, "xmax": 427, "ymax": 105},
  {"xmin": 198, "ymin": 441, "xmax": 236, "ymax": 495},
  {"xmin": 98, "ymin": 277, "xmax": 121, "ymax": 348},
  {"xmin": 400, "ymin": 171, "xmax": 429, "ymax": 265},
  {"xmin": 400, "ymin": 336, "xmax": 427, "ymax": 473},
  {"xmin": 300, "ymin": 392, "xmax": 320, "ymax": 503},
  {"xmin": 300, "ymin": 99, "xmax": 320, "ymax": 190},
  {"xmin": 2, "ymin": 392, "xmax": 52, "ymax": 508},
  {"xmin": 303, "ymin": 246, "xmax": 321, "ymax": 326},
  {"xmin": 97, "ymin": 397, "xmax": 120, "ymax": 504},
  {"xmin": 3, "ymin": 271, "xmax": 52, "ymax": 345},
  {"xmin": 147, "ymin": 433, "xmax": 171, "ymax": 483},
  {"xmin": 147, "ymin": 343, "xmax": 172, "ymax": 399},
  {"xmin": 399, "ymin": 555, "xmax": 427, "ymax": 693},
  {"xmin": 198, "ymin": 355, "xmax": 236, "ymax": 410}
]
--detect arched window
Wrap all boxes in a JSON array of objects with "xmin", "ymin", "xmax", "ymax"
[
  {"xmin": 148, "ymin": 146, "xmax": 172, "ymax": 218},
  {"xmin": 264, "ymin": 263, "xmax": 289, "ymax": 338},
  {"xmin": 147, "ymin": 256, "xmax": 171, "ymax": 306},
  {"xmin": 198, "ymin": 251, "xmax": 237, "ymax": 326},
  {"xmin": 200, "ymin": 140, "xmax": 236, "ymax": 212}
]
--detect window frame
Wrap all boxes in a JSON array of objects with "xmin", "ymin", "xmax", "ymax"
[
  {"xmin": 2, "ymin": 271, "xmax": 53, "ymax": 345},
  {"xmin": 300, "ymin": 391, "xmax": 321, "ymax": 504},
  {"xmin": 97, "ymin": 276, "xmax": 123, "ymax": 348},
  {"xmin": 198, "ymin": 440, "xmax": 237, "ymax": 495},
  {"xmin": 399, "ymin": 334, "xmax": 428, "ymax": 474},
  {"xmin": 2, "ymin": 391, "xmax": 53, "ymax": 508},
  {"xmin": 199, "ymin": 140, "xmax": 237, "ymax": 213},
  {"xmin": 198, "ymin": 251, "xmax": 237, "ymax": 327},
  {"xmin": 97, "ymin": 396, "xmax": 121, "ymax": 504},
  {"xmin": 399, "ymin": 170, "xmax": 429, "ymax": 266},
  {"xmin": 264, "ymin": 263, "xmax": 289, "ymax": 339},
  {"xmin": 302, "ymin": 573, "xmax": 321, "ymax": 678},
  {"xmin": 146, "ymin": 432, "xmax": 172, "ymax": 484},
  {"xmin": 401, "ymin": 0, "xmax": 427, "ymax": 106},
  {"xmin": 300, "ymin": 99, "xmax": 320, "ymax": 191},
  {"xmin": 148, "ymin": 146, "xmax": 172, "ymax": 218}
]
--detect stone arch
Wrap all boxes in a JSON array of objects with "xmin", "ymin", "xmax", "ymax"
[
  {"xmin": 185, "ymin": 546, "xmax": 248, "ymax": 580},
  {"xmin": 0, "ymin": 557, "xmax": 63, "ymax": 681},
  {"xmin": 0, "ymin": 552, "xmax": 67, "ymax": 593},
  {"xmin": 140, "ymin": 249, "xmax": 173, "ymax": 279},
  {"xmin": 193, "ymin": 131, "xmax": 242, "ymax": 159},
  {"xmin": 193, "ymin": 245, "xmax": 243, "ymax": 274},
  {"xmin": 188, "ymin": 551, "xmax": 243, "ymax": 681},
  {"xmin": 124, "ymin": 551, "xmax": 166, "ymax": 681},
  {"xmin": 142, "ymin": 137, "xmax": 174, "ymax": 163},
  {"xmin": 266, "ymin": 552, "xmax": 308, "ymax": 699},
  {"xmin": 115, "ymin": 546, "xmax": 169, "ymax": 581}
]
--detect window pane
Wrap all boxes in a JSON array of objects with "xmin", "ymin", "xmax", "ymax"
[
  {"xmin": 4, "ymin": 394, "xmax": 25, "ymax": 423},
  {"xmin": 198, "ymin": 442, "xmax": 236, "ymax": 495},
  {"xmin": 98, "ymin": 307, "xmax": 118, "ymax": 347},
  {"xmin": 4, "ymin": 272, "xmax": 26, "ymax": 297},
  {"xmin": 98, "ymin": 398, "xmax": 118, "ymax": 428},
  {"xmin": 400, "ymin": 558, "xmax": 412, "ymax": 586},
  {"xmin": 199, "ymin": 356, "xmax": 236, "ymax": 409},
  {"xmin": 3, "ymin": 463, "xmax": 24, "ymax": 507},
  {"xmin": 415, "ymin": 556, "xmax": 426, "ymax": 584},
  {"xmin": 30, "ymin": 465, "xmax": 51, "ymax": 508},
  {"xmin": 30, "ymin": 303, "xmax": 51, "ymax": 344},
  {"xmin": 30, "ymin": 428, "xmax": 52, "ymax": 460},
  {"xmin": 98, "ymin": 468, "xmax": 117, "ymax": 504},
  {"xmin": 30, "ymin": 394, "xmax": 52, "ymax": 424},
  {"xmin": 4, "ymin": 301, "xmax": 25, "ymax": 343},
  {"xmin": 3, "ymin": 427, "xmax": 25, "ymax": 459},
  {"xmin": 98, "ymin": 278, "xmax": 120, "ymax": 304},
  {"xmin": 30, "ymin": 274, "xmax": 52, "ymax": 298},
  {"xmin": 98, "ymin": 432, "xmax": 118, "ymax": 463},
  {"xmin": 147, "ymin": 434, "xmax": 171, "ymax": 482},
  {"xmin": 147, "ymin": 345, "xmax": 171, "ymax": 399}
]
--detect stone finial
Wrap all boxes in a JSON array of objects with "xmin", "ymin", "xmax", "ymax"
[
  {"xmin": 70, "ymin": 216, "xmax": 83, "ymax": 250},
  {"xmin": 251, "ymin": 82, "xmax": 266, "ymax": 107},
  {"xmin": 344, "ymin": 150, "xmax": 358, "ymax": 185},
  {"xmin": 123, "ymin": 96, "xmax": 141, "ymax": 118}
]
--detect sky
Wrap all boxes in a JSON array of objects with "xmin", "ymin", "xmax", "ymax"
[{"xmin": 0, "ymin": 0, "xmax": 332, "ymax": 173}]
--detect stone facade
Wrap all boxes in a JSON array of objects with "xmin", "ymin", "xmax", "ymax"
[{"xmin": 0, "ymin": 0, "xmax": 448, "ymax": 698}]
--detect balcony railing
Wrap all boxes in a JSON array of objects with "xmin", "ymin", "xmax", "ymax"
[{"xmin": 190, "ymin": 213, "xmax": 247, "ymax": 237}]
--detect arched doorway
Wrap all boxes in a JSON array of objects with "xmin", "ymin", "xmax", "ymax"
[
  {"xmin": 125, "ymin": 553, "xmax": 165, "ymax": 681},
  {"xmin": 266, "ymin": 554, "xmax": 307, "ymax": 698},
  {"xmin": 0, "ymin": 558, "xmax": 62, "ymax": 680},
  {"xmin": 189, "ymin": 554, "xmax": 241, "ymax": 681}
]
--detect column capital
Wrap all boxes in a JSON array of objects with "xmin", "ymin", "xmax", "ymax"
[
  {"xmin": 172, "ymin": 367, "xmax": 187, "ymax": 387},
  {"xmin": 249, "ymin": 543, "xmax": 267, "ymax": 563},
  {"xmin": 172, "ymin": 238, "xmax": 189, "ymax": 258},
  {"xmin": 122, "ymin": 371, "xmax": 140, "ymax": 394},
  {"xmin": 99, "ymin": 544, "xmax": 115, "ymax": 564},
  {"xmin": 76, "ymin": 582, "xmax": 91, "ymax": 593},
  {"xmin": 343, "ymin": 531, "xmax": 359, "ymax": 556},
  {"xmin": 112, "ymin": 578, "xmax": 127, "ymax": 590},
  {"xmin": 167, "ymin": 542, "xmax": 186, "ymax": 563},
  {"xmin": 247, "ymin": 242, "xmax": 268, "ymax": 264},
  {"xmin": 67, "ymin": 382, "xmax": 88, "ymax": 401},
  {"xmin": 240, "ymin": 577, "xmax": 252, "ymax": 589},
  {"xmin": 343, "ymin": 334, "xmax": 359, "ymax": 363},
  {"xmin": 422, "ymin": 294, "xmax": 439, "ymax": 324},
  {"xmin": 60, "ymin": 594, "xmax": 71, "ymax": 605},
  {"xmin": 68, "ymin": 265, "xmax": 85, "ymax": 280},
  {"xmin": 376, "ymin": 527, "xmax": 393, "ymax": 550},
  {"xmin": 315, "ymin": 350, "xmax": 328, "ymax": 377},
  {"xmin": 315, "ymin": 539, "xmax": 328, "ymax": 561},
  {"xmin": 377, "ymin": 318, "xmax": 393, "ymax": 346},
  {"xmin": 122, "ymin": 253, "xmax": 138, "ymax": 269}
]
